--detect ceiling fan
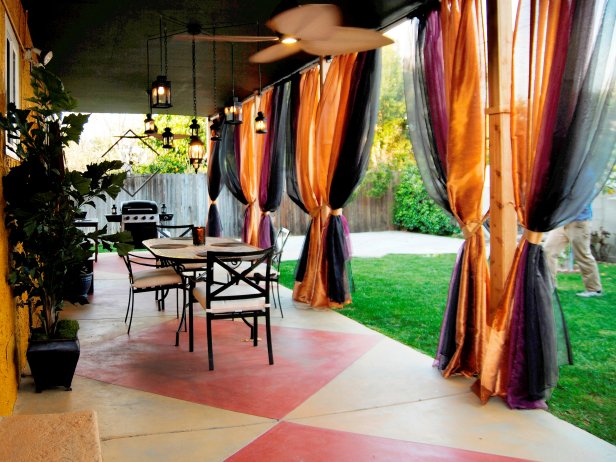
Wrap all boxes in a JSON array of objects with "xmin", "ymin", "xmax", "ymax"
[{"xmin": 174, "ymin": 3, "xmax": 393, "ymax": 63}]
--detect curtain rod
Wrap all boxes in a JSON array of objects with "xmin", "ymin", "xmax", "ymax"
[{"xmin": 207, "ymin": 55, "xmax": 320, "ymax": 118}]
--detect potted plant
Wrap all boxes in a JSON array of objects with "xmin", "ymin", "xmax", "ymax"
[{"xmin": 1, "ymin": 65, "xmax": 132, "ymax": 392}]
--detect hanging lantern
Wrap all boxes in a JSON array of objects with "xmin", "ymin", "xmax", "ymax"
[
  {"xmin": 210, "ymin": 116, "xmax": 222, "ymax": 141},
  {"xmin": 188, "ymin": 119, "xmax": 206, "ymax": 172},
  {"xmin": 144, "ymin": 113, "xmax": 157, "ymax": 135},
  {"xmin": 151, "ymin": 75, "xmax": 172, "ymax": 109},
  {"xmin": 224, "ymin": 97, "xmax": 242, "ymax": 124},
  {"xmin": 224, "ymin": 44, "xmax": 242, "ymax": 125},
  {"xmin": 162, "ymin": 127, "xmax": 174, "ymax": 149},
  {"xmin": 187, "ymin": 36, "xmax": 206, "ymax": 173},
  {"xmin": 255, "ymin": 111, "xmax": 267, "ymax": 134}
]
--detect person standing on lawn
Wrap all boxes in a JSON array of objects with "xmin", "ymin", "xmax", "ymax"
[{"xmin": 543, "ymin": 204, "xmax": 603, "ymax": 297}]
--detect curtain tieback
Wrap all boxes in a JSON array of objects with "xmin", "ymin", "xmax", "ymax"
[
  {"xmin": 262, "ymin": 211, "xmax": 270, "ymax": 216},
  {"xmin": 461, "ymin": 221, "xmax": 483, "ymax": 240},
  {"xmin": 331, "ymin": 208, "xmax": 343, "ymax": 216},
  {"xmin": 460, "ymin": 211, "xmax": 490, "ymax": 240},
  {"xmin": 209, "ymin": 199, "xmax": 217, "ymax": 205},
  {"xmin": 523, "ymin": 229, "xmax": 543, "ymax": 245},
  {"xmin": 309, "ymin": 205, "xmax": 325, "ymax": 218}
]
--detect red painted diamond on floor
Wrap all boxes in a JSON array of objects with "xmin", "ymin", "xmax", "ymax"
[
  {"xmin": 77, "ymin": 319, "xmax": 380, "ymax": 419},
  {"xmin": 227, "ymin": 422, "xmax": 533, "ymax": 462}
]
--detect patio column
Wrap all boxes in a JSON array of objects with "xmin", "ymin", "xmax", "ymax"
[{"xmin": 486, "ymin": 0, "xmax": 517, "ymax": 315}]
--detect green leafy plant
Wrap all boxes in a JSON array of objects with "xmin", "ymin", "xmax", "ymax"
[
  {"xmin": 1, "ymin": 66, "xmax": 133, "ymax": 338},
  {"xmin": 393, "ymin": 163, "xmax": 459, "ymax": 236},
  {"xmin": 364, "ymin": 45, "xmax": 413, "ymax": 199}
]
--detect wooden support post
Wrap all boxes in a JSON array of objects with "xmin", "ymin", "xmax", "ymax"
[{"xmin": 487, "ymin": 0, "xmax": 517, "ymax": 315}]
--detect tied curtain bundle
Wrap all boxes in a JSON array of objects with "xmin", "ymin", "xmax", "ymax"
[
  {"xmin": 291, "ymin": 51, "xmax": 380, "ymax": 308},
  {"xmin": 257, "ymin": 83, "xmax": 291, "ymax": 248},
  {"xmin": 474, "ymin": 0, "xmax": 615, "ymax": 409},
  {"xmin": 220, "ymin": 122, "xmax": 248, "ymax": 228},
  {"xmin": 206, "ymin": 137, "xmax": 224, "ymax": 237},
  {"xmin": 402, "ymin": 2, "xmax": 489, "ymax": 378},
  {"xmin": 239, "ymin": 98, "xmax": 266, "ymax": 246}
]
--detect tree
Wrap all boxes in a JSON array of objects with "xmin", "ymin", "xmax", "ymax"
[
  {"xmin": 132, "ymin": 114, "xmax": 208, "ymax": 174},
  {"xmin": 364, "ymin": 44, "xmax": 413, "ymax": 197}
]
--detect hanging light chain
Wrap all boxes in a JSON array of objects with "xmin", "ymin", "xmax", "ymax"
[
  {"xmin": 158, "ymin": 16, "xmax": 163, "ymax": 75},
  {"xmin": 231, "ymin": 44, "xmax": 235, "ymax": 99},
  {"xmin": 212, "ymin": 27, "xmax": 217, "ymax": 113},
  {"xmin": 192, "ymin": 36, "xmax": 197, "ymax": 117},
  {"xmin": 164, "ymin": 24, "xmax": 169, "ymax": 77}
]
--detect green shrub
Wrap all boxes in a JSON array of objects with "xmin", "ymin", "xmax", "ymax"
[{"xmin": 393, "ymin": 164, "xmax": 459, "ymax": 236}]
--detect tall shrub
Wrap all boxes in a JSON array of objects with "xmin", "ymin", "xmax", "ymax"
[{"xmin": 393, "ymin": 164, "xmax": 459, "ymax": 236}]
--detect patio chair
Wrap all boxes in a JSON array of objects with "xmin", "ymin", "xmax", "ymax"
[
  {"xmin": 247, "ymin": 227, "xmax": 290, "ymax": 317},
  {"xmin": 156, "ymin": 224, "xmax": 194, "ymax": 239},
  {"xmin": 121, "ymin": 252, "xmax": 184, "ymax": 335},
  {"xmin": 192, "ymin": 247, "xmax": 274, "ymax": 370}
]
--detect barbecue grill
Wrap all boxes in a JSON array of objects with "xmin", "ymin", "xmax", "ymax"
[{"xmin": 121, "ymin": 200, "xmax": 159, "ymax": 248}]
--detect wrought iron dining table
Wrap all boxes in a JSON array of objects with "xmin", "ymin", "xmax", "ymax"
[{"xmin": 142, "ymin": 237, "xmax": 260, "ymax": 352}]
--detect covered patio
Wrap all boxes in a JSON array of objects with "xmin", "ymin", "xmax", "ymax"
[
  {"xmin": 6, "ymin": 233, "xmax": 614, "ymax": 461},
  {"xmin": 2, "ymin": 0, "xmax": 616, "ymax": 459}
]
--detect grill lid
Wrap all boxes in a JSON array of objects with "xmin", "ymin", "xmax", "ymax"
[{"xmin": 121, "ymin": 200, "xmax": 158, "ymax": 214}]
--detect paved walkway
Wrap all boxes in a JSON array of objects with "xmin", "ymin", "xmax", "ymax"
[
  {"xmin": 11, "ymin": 232, "xmax": 615, "ymax": 461},
  {"xmin": 283, "ymin": 231, "xmax": 465, "ymax": 261}
]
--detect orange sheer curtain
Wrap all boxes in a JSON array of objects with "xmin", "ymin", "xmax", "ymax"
[
  {"xmin": 474, "ymin": 0, "xmax": 567, "ymax": 402},
  {"xmin": 293, "ymin": 55, "xmax": 358, "ymax": 308},
  {"xmin": 293, "ymin": 66, "xmax": 325, "ymax": 305},
  {"xmin": 439, "ymin": 0, "xmax": 489, "ymax": 377},
  {"xmin": 239, "ymin": 98, "xmax": 263, "ymax": 246}
]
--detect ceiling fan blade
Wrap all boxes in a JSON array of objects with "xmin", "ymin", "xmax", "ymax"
[
  {"xmin": 300, "ymin": 27, "xmax": 393, "ymax": 56},
  {"xmin": 174, "ymin": 33, "xmax": 279, "ymax": 43},
  {"xmin": 267, "ymin": 4, "xmax": 341, "ymax": 41},
  {"xmin": 249, "ymin": 42, "xmax": 301, "ymax": 63}
]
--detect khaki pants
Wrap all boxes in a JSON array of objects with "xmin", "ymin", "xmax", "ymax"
[{"xmin": 544, "ymin": 221, "xmax": 602, "ymax": 292}]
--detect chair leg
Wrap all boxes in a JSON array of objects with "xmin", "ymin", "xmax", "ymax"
[
  {"xmin": 127, "ymin": 290, "xmax": 135, "ymax": 335},
  {"xmin": 275, "ymin": 280, "xmax": 283, "ymax": 318},
  {"xmin": 124, "ymin": 287, "xmax": 132, "ymax": 323},
  {"xmin": 253, "ymin": 314, "xmax": 258, "ymax": 346},
  {"xmin": 265, "ymin": 310, "xmax": 273, "ymax": 365},
  {"xmin": 160, "ymin": 289, "xmax": 168, "ymax": 311},
  {"xmin": 175, "ymin": 286, "xmax": 188, "ymax": 346},
  {"xmin": 207, "ymin": 315, "xmax": 214, "ymax": 371}
]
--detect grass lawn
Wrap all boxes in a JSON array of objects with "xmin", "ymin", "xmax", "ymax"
[{"xmin": 279, "ymin": 255, "xmax": 616, "ymax": 445}]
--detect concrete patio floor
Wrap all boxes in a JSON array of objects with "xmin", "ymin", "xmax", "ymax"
[{"xmin": 11, "ymin": 232, "xmax": 615, "ymax": 461}]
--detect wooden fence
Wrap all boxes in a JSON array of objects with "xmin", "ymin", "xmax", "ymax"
[{"xmin": 88, "ymin": 174, "xmax": 396, "ymax": 237}]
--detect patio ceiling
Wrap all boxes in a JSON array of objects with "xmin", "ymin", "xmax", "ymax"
[{"xmin": 22, "ymin": 0, "xmax": 428, "ymax": 116}]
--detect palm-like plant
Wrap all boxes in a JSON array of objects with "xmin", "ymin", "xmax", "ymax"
[{"xmin": 1, "ymin": 66, "xmax": 132, "ymax": 337}]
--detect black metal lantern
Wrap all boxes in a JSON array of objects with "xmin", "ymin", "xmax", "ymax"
[
  {"xmin": 189, "ymin": 136, "xmax": 206, "ymax": 172},
  {"xmin": 151, "ymin": 19, "xmax": 172, "ymax": 109},
  {"xmin": 224, "ymin": 97, "xmax": 242, "ymax": 124},
  {"xmin": 224, "ymin": 44, "xmax": 242, "ymax": 124},
  {"xmin": 187, "ymin": 36, "xmax": 207, "ymax": 173},
  {"xmin": 162, "ymin": 127, "xmax": 174, "ymax": 149},
  {"xmin": 210, "ymin": 116, "xmax": 222, "ymax": 141},
  {"xmin": 188, "ymin": 119, "xmax": 205, "ymax": 172},
  {"xmin": 255, "ymin": 111, "xmax": 267, "ymax": 134},
  {"xmin": 151, "ymin": 75, "xmax": 172, "ymax": 109},
  {"xmin": 144, "ymin": 113, "xmax": 157, "ymax": 135}
]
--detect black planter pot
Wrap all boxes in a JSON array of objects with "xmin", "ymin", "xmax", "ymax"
[
  {"xmin": 26, "ymin": 338, "xmax": 80, "ymax": 393},
  {"xmin": 69, "ymin": 272, "xmax": 93, "ymax": 304},
  {"xmin": 78, "ymin": 272, "xmax": 93, "ymax": 302}
]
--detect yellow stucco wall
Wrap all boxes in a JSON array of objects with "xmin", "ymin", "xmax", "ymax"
[{"xmin": 0, "ymin": 0, "xmax": 34, "ymax": 416}]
